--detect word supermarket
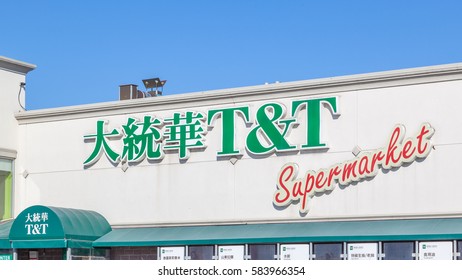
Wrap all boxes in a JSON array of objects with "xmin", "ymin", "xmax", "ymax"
[{"xmin": 274, "ymin": 123, "xmax": 435, "ymax": 213}]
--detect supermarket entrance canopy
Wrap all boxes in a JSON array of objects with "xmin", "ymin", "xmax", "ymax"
[
  {"xmin": 0, "ymin": 219, "xmax": 13, "ymax": 249},
  {"xmin": 9, "ymin": 205, "xmax": 111, "ymax": 249},
  {"xmin": 93, "ymin": 218, "xmax": 462, "ymax": 247}
]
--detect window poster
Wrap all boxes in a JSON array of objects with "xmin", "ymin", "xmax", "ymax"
[
  {"xmin": 280, "ymin": 244, "xmax": 310, "ymax": 260},
  {"xmin": 159, "ymin": 246, "xmax": 185, "ymax": 260},
  {"xmin": 419, "ymin": 241, "xmax": 453, "ymax": 260},
  {"xmin": 347, "ymin": 243, "xmax": 378, "ymax": 260},
  {"xmin": 218, "ymin": 245, "xmax": 245, "ymax": 260}
]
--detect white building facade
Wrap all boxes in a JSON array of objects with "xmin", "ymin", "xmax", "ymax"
[
  {"xmin": 2, "ymin": 56, "xmax": 462, "ymax": 260},
  {"xmin": 0, "ymin": 57, "xmax": 35, "ymax": 222}
]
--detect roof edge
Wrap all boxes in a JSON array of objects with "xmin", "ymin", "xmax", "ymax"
[
  {"xmin": 16, "ymin": 62, "xmax": 462, "ymax": 124},
  {"xmin": 0, "ymin": 56, "xmax": 36, "ymax": 74}
]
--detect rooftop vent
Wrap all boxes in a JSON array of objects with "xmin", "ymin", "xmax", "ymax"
[
  {"xmin": 142, "ymin": 78, "xmax": 166, "ymax": 97},
  {"xmin": 119, "ymin": 78, "xmax": 166, "ymax": 100}
]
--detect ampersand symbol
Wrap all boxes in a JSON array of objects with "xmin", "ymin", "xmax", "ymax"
[
  {"xmin": 32, "ymin": 224, "xmax": 41, "ymax": 234},
  {"xmin": 246, "ymin": 102, "xmax": 297, "ymax": 154}
]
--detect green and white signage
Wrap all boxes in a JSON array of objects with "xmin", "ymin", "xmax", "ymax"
[
  {"xmin": 419, "ymin": 241, "xmax": 453, "ymax": 260},
  {"xmin": 280, "ymin": 244, "xmax": 310, "ymax": 260},
  {"xmin": 347, "ymin": 243, "xmax": 378, "ymax": 260},
  {"xmin": 0, "ymin": 254, "xmax": 12, "ymax": 260},
  {"xmin": 82, "ymin": 95, "xmax": 436, "ymax": 216},
  {"xmin": 218, "ymin": 245, "xmax": 245, "ymax": 260},
  {"xmin": 10, "ymin": 206, "xmax": 59, "ymax": 241},
  {"xmin": 83, "ymin": 97, "xmax": 339, "ymax": 165},
  {"xmin": 160, "ymin": 246, "xmax": 185, "ymax": 260}
]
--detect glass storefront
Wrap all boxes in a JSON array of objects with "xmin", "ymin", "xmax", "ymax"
[
  {"xmin": 383, "ymin": 242, "xmax": 415, "ymax": 260},
  {"xmin": 6, "ymin": 240, "xmax": 462, "ymax": 260},
  {"xmin": 71, "ymin": 248, "xmax": 110, "ymax": 260},
  {"xmin": 248, "ymin": 244, "xmax": 276, "ymax": 260},
  {"xmin": 17, "ymin": 249, "xmax": 65, "ymax": 260},
  {"xmin": 189, "ymin": 245, "xmax": 214, "ymax": 260},
  {"xmin": 313, "ymin": 243, "xmax": 343, "ymax": 260},
  {"xmin": 142, "ymin": 241, "xmax": 461, "ymax": 260},
  {"xmin": 458, "ymin": 241, "xmax": 462, "ymax": 260}
]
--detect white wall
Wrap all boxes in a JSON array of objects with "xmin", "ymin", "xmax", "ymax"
[
  {"xmin": 0, "ymin": 56, "xmax": 35, "ymax": 220},
  {"xmin": 15, "ymin": 65, "xmax": 462, "ymax": 225},
  {"xmin": 0, "ymin": 67, "xmax": 26, "ymax": 151}
]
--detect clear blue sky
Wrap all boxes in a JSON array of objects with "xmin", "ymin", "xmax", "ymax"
[{"xmin": 2, "ymin": 1, "xmax": 462, "ymax": 110}]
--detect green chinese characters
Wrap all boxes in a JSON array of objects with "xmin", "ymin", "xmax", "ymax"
[{"xmin": 84, "ymin": 96, "xmax": 339, "ymax": 166}]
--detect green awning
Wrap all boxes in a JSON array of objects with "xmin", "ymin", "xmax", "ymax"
[
  {"xmin": 0, "ymin": 220, "xmax": 13, "ymax": 249},
  {"xmin": 93, "ymin": 218, "xmax": 462, "ymax": 247},
  {"xmin": 9, "ymin": 205, "xmax": 111, "ymax": 249}
]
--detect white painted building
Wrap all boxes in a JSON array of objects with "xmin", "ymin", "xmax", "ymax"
[
  {"xmin": 0, "ymin": 56, "xmax": 35, "ymax": 221},
  {"xmin": 2, "ymin": 55, "xmax": 462, "ymax": 260}
]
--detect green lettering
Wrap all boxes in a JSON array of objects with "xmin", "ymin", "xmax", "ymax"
[
  {"xmin": 207, "ymin": 106, "xmax": 250, "ymax": 156},
  {"xmin": 246, "ymin": 103, "xmax": 297, "ymax": 155},
  {"xmin": 291, "ymin": 97, "xmax": 339, "ymax": 149}
]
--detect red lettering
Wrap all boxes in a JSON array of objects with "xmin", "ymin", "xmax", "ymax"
[
  {"xmin": 304, "ymin": 172, "xmax": 315, "ymax": 194},
  {"xmin": 302, "ymin": 172, "xmax": 316, "ymax": 210},
  {"xmin": 342, "ymin": 161, "xmax": 357, "ymax": 182},
  {"xmin": 315, "ymin": 171, "xmax": 327, "ymax": 189},
  {"xmin": 417, "ymin": 124, "xmax": 431, "ymax": 155},
  {"xmin": 301, "ymin": 192, "xmax": 309, "ymax": 211},
  {"xmin": 327, "ymin": 166, "xmax": 341, "ymax": 187},
  {"xmin": 274, "ymin": 123, "xmax": 435, "ymax": 214},
  {"xmin": 402, "ymin": 139, "xmax": 416, "ymax": 160},
  {"xmin": 370, "ymin": 151, "xmax": 384, "ymax": 173},
  {"xmin": 358, "ymin": 155, "xmax": 370, "ymax": 176},
  {"xmin": 385, "ymin": 126, "xmax": 402, "ymax": 166},
  {"xmin": 275, "ymin": 165, "xmax": 293, "ymax": 204},
  {"xmin": 292, "ymin": 180, "xmax": 304, "ymax": 198}
]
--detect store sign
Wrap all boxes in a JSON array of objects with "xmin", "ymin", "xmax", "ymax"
[
  {"xmin": 24, "ymin": 211, "xmax": 50, "ymax": 235},
  {"xmin": 83, "ymin": 97, "xmax": 339, "ymax": 166},
  {"xmin": 274, "ymin": 123, "xmax": 435, "ymax": 213},
  {"xmin": 280, "ymin": 244, "xmax": 310, "ymax": 260},
  {"xmin": 218, "ymin": 245, "xmax": 245, "ymax": 260},
  {"xmin": 419, "ymin": 241, "xmax": 453, "ymax": 260},
  {"xmin": 347, "ymin": 243, "xmax": 378, "ymax": 260},
  {"xmin": 0, "ymin": 254, "xmax": 12, "ymax": 260},
  {"xmin": 9, "ymin": 206, "xmax": 64, "ymax": 242},
  {"xmin": 160, "ymin": 247, "xmax": 185, "ymax": 260}
]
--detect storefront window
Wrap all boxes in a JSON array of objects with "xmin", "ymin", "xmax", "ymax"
[
  {"xmin": 383, "ymin": 242, "xmax": 414, "ymax": 260},
  {"xmin": 17, "ymin": 249, "xmax": 65, "ymax": 260},
  {"xmin": 71, "ymin": 248, "xmax": 91, "ymax": 260},
  {"xmin": 110, "ymin": 246, "xmax": 157, "ymax": 260},
  {"xmin": 71, "ymin": 248, "xmax": 110, "ymax": 260},
  {"xmin": 189, "ymin": 245, "xmax": 214, "ymax": 260},
  {"xmin": 92, "ymin": 248, "xmax": 110, "ymax": 260},
  {"xmin": 313, "ymin": 243, "xmax": 343, "ymax": 260},
  {"xmin": 249, "ymin": 244, "xmax": 276, "ymax": 260},
  {"xmin": 0, "ymin": 159, "xmax": 12, "ymax": 221},
  {"xmin": 458, "ymin": 241, "xmax": 462, "ymax": 260}
]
